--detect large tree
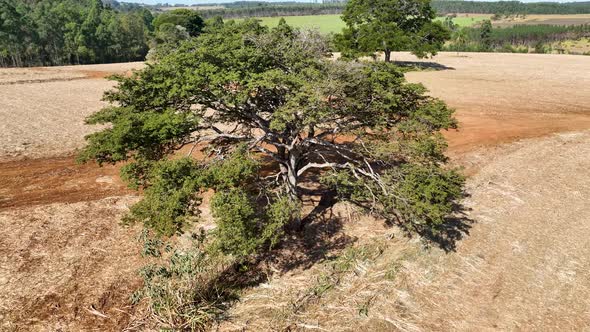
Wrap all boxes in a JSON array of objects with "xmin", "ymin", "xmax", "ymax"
[
  {"xmin": 335, "ymin": 0, "xmax": 450, "ymax": 62},
  {"xmin": 80, "ymin": 20, "xmax": 463, "ymax": 256}
]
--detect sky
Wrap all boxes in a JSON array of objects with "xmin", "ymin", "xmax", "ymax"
[{"xmin": 124, "ymin": 0, "xmax": 590, "ymax": 4}]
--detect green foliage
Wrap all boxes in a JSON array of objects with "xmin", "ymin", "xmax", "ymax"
[
  {"xmin": 153, "ymin": 9, "xmax": 205, "ymax": 37},
  {"xmin": 82, "ymin": 19, "xmax": 463, "ymax": 253},
  {"xmin": 334, "ymin": 0, "xmax": 450, "ymax": 61},
  {"xmin": 204, "ymin": 146, "xmax": 259, "ymax": 191},
  {"xmin": 383, "ymin": 164, "xmax": 464, "ymax": 232},
  {"xmin": 148, "ymin": 8, "xmax": 206, "ymax": 60},
  {"xmin": 121, "ymin": 148, "xmax": 262, "ymax": 238},
  {"xmin": 480, "ymin": 19, "xmax": 493, "ymax": 50},
  {"xmin": 0, "ymin": 0, "xmax": 152, "ymax": 67},
  {"xmin": 210, "ymin": 188, "xmax": 261, "ymax": 258},
  {"xmin": 323, "ymin": 163, "xmax": 464, "ymax": 234},
  {"xmin": 78, "ymin": 106, "xmax": 199, "ymax": 165},
  {"xmin": 124, "ymin": 158, "xmax": 205, "ymax": 236},
  {"xmin": 211, "ymin": 190, "xmax": 298, "ymax": 259}
]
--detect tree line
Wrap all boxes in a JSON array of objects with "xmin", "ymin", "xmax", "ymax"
[
  {"xmin": 433, "ymin": 1, "xmax": 590, "ymax": 15},
  {"xmin": 444, "ymin": 20, "xmax": 590, "ymax": 54},
  {"xmin": 195, "ymin": 3, "xmax": 345, "ymax": 19},
  {"xmin": 0, "ymin": 0, "xmax": 153, "ymax": 67},
  {"xmin": 195, "ymin": 1, "xmax": 590, "ymax": 19}
]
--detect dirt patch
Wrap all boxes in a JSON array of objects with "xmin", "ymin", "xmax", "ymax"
[
  {"xmin": 0, "ymin": 62, "xmax": 144, "ymax": 161},
  {"xmin": 0, "ymin": 195, "xmax": 143, "ymax": 332},
  {"xmin": 0, "ymin": 156, "xmax": 132, "ymax": 211},
  {"xmin": 400, "ymin": 52, "xmax": 590, "ymax": 154}
]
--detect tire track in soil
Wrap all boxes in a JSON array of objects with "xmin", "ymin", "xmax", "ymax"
[{"xmin": 0, "ymin": 156, "xmax": 132, "ymax": 211}]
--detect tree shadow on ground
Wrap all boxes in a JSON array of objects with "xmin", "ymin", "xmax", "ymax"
[
  {"xmin": 384, "ymin": 193, "xmax": 474, "ymax": 252},
  {"xmin": 393, "ymin": 60, "xmax": 455, "ymax": 71},
  {"xmin": 417, "ymin": 206, "xmax": 474, "ymax": 252},
  {"xmin": 207, "ymin": 189, "xmax": 473, "ymax": 328},
  {"xmin": 266, "ymin": 189, "xmax": 356, "ymax": 272}
]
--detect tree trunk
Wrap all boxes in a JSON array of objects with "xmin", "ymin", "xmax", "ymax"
[
  {"xmin": 286, "ymin": 151, "xmax": 299, "ymax": 201},
  {"xmin": 286, "ymin": 150, "xmax": 304, "ymax": 230},
  {"xmin": 384, "ymin": 49, "xmax": 391, "ymax": 62}
]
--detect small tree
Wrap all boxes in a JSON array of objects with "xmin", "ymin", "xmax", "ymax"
[
  {"xmin": 480, "ymin": 19, "xmax": 493, "ymax": 51},
  {"xmin": 80, "ymin": 20, "xmax": 463, "ymax": 257},
  {"xmin": 334, "ymin": 0, "xmax": 450, "ymax": 62},
  {"xmin": 152, "ymin": 9, "xmax": 204, "ymax": 37}
]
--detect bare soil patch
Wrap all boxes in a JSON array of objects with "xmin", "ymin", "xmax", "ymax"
[
  {"xmin": 400, "ymin": 52, "xmax": 590, "ymax": 154},
  {"xmin": 0, "ymin": 195, "xmax": 142, "ymax": 332},
  {"xmin": 0, "ymin": 156, "xmax": 132, "ymax": 211},
  {"xmin": 0, "ymin": 62, "xmax": 144, "ymax": 161}
]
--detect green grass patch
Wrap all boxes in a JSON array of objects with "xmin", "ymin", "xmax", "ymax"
[
  {"xmin": 434, "ymin": 15, "xmax": 488, "ymax": 27},
  {"xmin": 235, "ymin": 14, "xmax": 345, "ymax": 34},
  {"xmin": 234, "ymin": 14, "xmax": 487, "ymax": 34}
]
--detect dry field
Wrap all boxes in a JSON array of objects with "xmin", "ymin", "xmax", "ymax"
[
  {"xmin": 1, "ymin": 53, "xmax": 590, "ymax": 330},
  {"xmin": 0, "ymin": 62, "xmax": 144, "ymax": 161},
  {"xmin": 158, "ymin": 5, "xmax": 224, "ymax": 11},
  {"xmin": 493, "ymin": 13, "xmax": 590, "ymax": 27}
]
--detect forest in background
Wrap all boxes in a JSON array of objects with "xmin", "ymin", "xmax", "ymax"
[
  {"xmin": 2, "ymin": 0, "xmax": 590, "ymax": 67},
  {"xmin": 0, "ymin": 0, "xmax": 153, "ymax": 67}
]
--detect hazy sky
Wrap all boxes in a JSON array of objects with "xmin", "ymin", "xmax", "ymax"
[{"xmin": 124, "ymin": 0, "xmax": 590, "ymax": 4}]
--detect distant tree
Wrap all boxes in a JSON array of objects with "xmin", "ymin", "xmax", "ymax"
[
  {"xmin": 453, "ymin": 27, "xmax": 469, "ymax": 53},
  {"xmin": 443, "ymin": 16, "xmax": 458, "ymax": 32},
  {"xmin": 334, "ymin": 0, "xmax": 450, "ymax": 62},
  {"xmin": 80, "ymin": 20, "xmax": 464, "ymax": 254},
  {"xmin": 480, "ymin": 19, "xmax": 493, "ymax": 51},
  {"xmin": 152, "ymin": 9, "xmax": 204, "ymax": 37}
]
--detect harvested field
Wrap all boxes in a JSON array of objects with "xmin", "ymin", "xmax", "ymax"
[
  {"xmin": 0, "ymin": 62, "xmax": 144, "ymax": 161},
  {"xmin": 398, "ymin": 52, "xmax": 590, "ymax": 155},
  {"xmin": 1, "ymin": 53, "xmax": 590, "ymax": 330},
  {"xmin": 0, "ymin": 195, "xmax": 142, "ymax": 331}
]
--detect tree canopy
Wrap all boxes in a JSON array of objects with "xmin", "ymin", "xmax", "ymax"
[
  {"xmin": 80, "ymin": 19, "xmax": 463, "ymax": 259},
  {"xmin": 334, "ymin": 0, "xmax": 450, "ymax": 62},
  {"xmin": 152, "ymin": 8, "xmax": 205, "ymax": 37}
]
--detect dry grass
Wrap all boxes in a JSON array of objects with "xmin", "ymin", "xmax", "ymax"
[
  {"xmin": 0, "ymin": 195, "xmax": 143, "ymax": 331},
  {"xmin": 493, "ymin": 14, "xmax": 590, "ymax": 27},
  {"xmin": 0, "ymin": 62, "xmax": 144, "ymax": 161},
  {"xmin": 219, "ymin": 131, "xmax": 590, "ymax": 331}
]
